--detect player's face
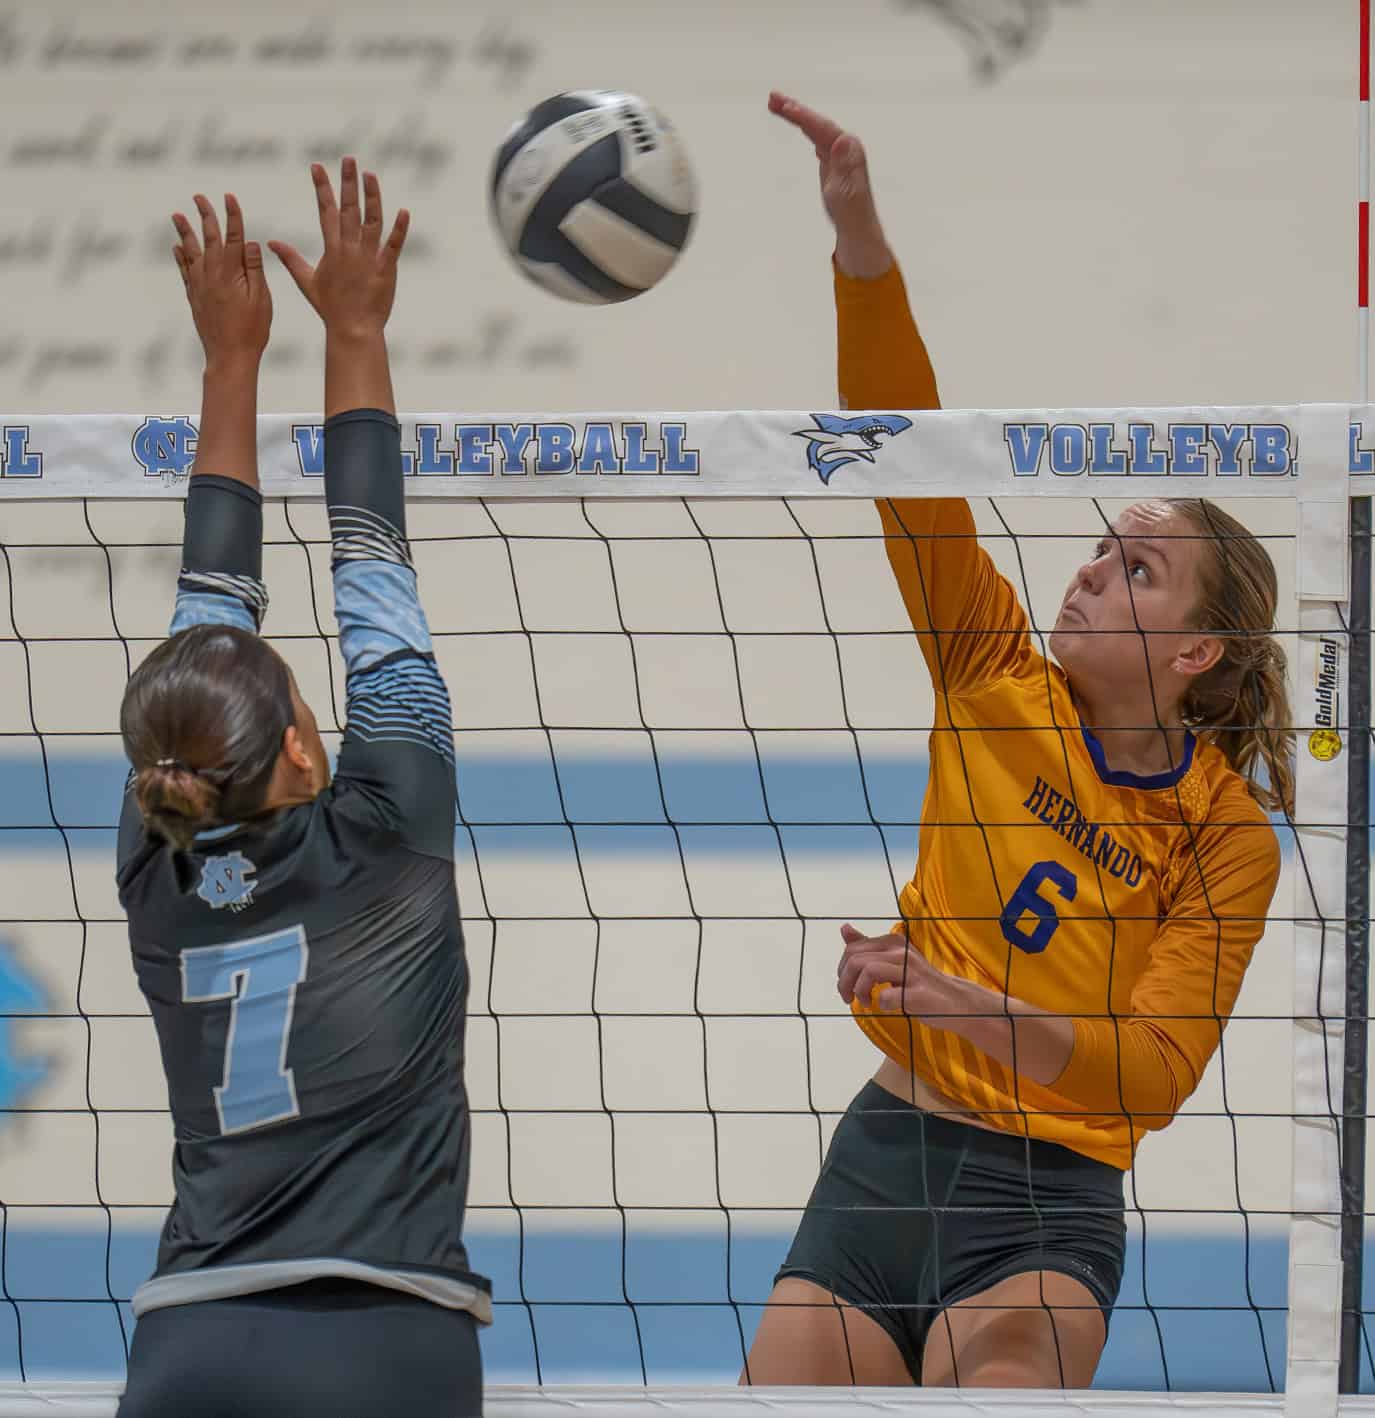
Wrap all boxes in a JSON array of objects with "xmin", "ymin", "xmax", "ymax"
[
  {"xmin": 288, "ymin": 676, "xmax": 332, "ymax": 793},
  {"xmin": 1048, "ymin": 501, "xmax": 1218, "ymax": 712}
]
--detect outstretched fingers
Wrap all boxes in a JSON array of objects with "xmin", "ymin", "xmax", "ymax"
[
  {"xmin": 361, "ymin": 169, "xmax": 383, "ymax": 251},
  {"xmin": 243, "ymin": 237, "xmax": 267, "ymax": 299},
  {"xmin": 172, "ymin": 211, "xmax": 202, "ymax": 265},
  {"xmin": 268, "ymin": 240, "xmax": 316, "ymax": 296},
  {"xmin": 311, "ymin": 162, "xmax": 339, "ymax": 247},
  {"xmin": 172, "ymin": 190, "xmax": 272, "ymax": 359},
  {"xmin": 280, "ymin": 158, "xmax": 407, "ymax": 322},
  {"xmin": 224, "ymin": 192, "xmax": 263, "ymax": 288},
  {"xmin": 382, "ymin": 206, "xmax": 410, "ymax": 266},
  {"xmin": 223, "ymin": 192, "xmax": 245, "ymax": 253},
  {"xmin": 194, "ymin": 194, "xmax": 222, "ymax": 254},
  {"xmin": 339, "ymin": 156, "xmax": 361, "ymax": 242},
  {"xmin": 768, "ymin": 91, "xmax": 845, "ymax": 160}
]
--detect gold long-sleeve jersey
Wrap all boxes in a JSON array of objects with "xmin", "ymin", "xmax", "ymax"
[{"xmin": 839, "ymin": 264, "xmax": 1281, "ymax": 1169}]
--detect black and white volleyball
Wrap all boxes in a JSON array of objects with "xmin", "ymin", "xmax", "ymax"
[{"xmin": 490, "ymin": 91, "xmax": 697, "ymax": 304}]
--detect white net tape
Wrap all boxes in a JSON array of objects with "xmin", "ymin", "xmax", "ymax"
[
  {"xmin": 2, "ymin": 1386, "xmax": 1375, "ymax": 1418},
  {"xmin": 0, "ymin": 404, "xmax": 1358, "ymax": 503}
]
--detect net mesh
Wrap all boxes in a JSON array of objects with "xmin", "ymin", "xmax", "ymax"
[{"xmin": 0, "ymin": 482, "xmax": 1329, "ymax": 1402}]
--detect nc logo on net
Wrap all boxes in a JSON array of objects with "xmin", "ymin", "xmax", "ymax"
[
  {"xmin": 0, "ymin": 426, "xmax": 42, "ymax": 479},
  {"xmin": 133, "ymin": 416, "xmax": 198, "ymax": 485}
]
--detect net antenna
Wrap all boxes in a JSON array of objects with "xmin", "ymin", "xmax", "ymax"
[{"xmin": 1337, "ymin": 0, "xmax": 1375, "ymax": 1398}]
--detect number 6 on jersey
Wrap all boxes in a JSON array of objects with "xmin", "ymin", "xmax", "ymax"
[
  {"xmin": 999, "ymin": 861, "xmax": 1078, "ymax": 955},
  {"xmin": 181, "ymin": 925, "xmax": 309, "ymax": 1135}
]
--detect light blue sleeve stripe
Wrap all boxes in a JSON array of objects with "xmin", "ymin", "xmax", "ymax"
[
  {"xmin": 170, "ymin": 591, "xmax": 260, "ymax": 638},
  {"xmin": 345, "ymin": 657, "xmax": 455, "ymax": 761},
  {"xmin": 334, "ymin": 560, "xmax": 434, "ymax": 676}
]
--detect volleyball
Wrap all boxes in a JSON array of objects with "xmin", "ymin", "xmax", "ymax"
[{"xmin": 489, "ymin": 90, "xmax": 697, "ymax": 304}]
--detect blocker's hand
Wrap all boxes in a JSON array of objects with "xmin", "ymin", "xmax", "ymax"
[
  {"xmin": 767, "ymin": 91, "xmax": 892, "ymax": 278},
  {"xmin": 270, "ymin": 158, "xmax": 410, "ymax": 337},
  {"xmin": 836, "ymin": 923, "xmax": 957, "ymax": 1019},
  {"xmin": 172, "ymin": 193, "xmax": 272, "ymax": 366}
]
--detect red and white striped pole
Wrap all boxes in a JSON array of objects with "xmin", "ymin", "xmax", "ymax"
[{"xmin": 1361, "ymin": 0, "xmax": 1370, "ymax": 399}]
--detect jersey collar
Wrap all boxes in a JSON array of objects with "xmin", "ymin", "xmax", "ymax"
[{"xmin": 1078, "ymin": 722, "xmax": 1196, "ymax": 790}]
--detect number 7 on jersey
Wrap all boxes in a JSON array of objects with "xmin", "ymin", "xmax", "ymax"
[{"xmin": 181, "ymin": 925, "xmax": 309, "ymax": 1135}]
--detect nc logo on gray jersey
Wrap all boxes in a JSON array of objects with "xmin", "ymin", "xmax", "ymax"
[{"xmin": 198, "ymin": 852, "xmax": 258, "ymax": 913}]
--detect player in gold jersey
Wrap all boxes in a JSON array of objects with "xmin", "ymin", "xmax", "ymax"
[{"xmin": 745, "ymin": 94, "xmax": 1291, "ymax": 1391}]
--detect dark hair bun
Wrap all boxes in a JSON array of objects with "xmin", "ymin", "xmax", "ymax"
[{"xmin": 134, "ymin": 764, "xmax": 223, "ymax": 853}]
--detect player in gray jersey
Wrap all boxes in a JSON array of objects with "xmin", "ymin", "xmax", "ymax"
[{"xmin": 114, "ymin": 162, "xmax": 486, "ymax": 1417}]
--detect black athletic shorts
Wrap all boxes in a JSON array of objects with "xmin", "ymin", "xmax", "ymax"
[
  {"xmin": 776, "ymin": 1080, "xmax": 1126, "ymax": 1382},
  {"xmin": 116, "ymin": 1279, "xmax": 483, "ymax": 1418}
]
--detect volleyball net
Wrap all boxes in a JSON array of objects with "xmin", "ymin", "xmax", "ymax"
[{"xmin": 0, "ymin": 403, "xmax": 1365, "ymax": 1416}]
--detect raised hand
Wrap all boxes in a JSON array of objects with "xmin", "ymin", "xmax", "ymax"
[
  {"xmin": 767, "ymin": 91, "xmax": 893, "ymax": 280},
  {"xmin": 269, "ymin": 158, "xmax": 409, "ymax": 337},
  {"xmin": 172, "ymin": 193, "xmax": 272, "ymax": 366}
]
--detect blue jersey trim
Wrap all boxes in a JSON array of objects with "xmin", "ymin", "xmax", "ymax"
[
  {"xmin": 334, "ymin": 560, "xmax": 433, "ymax": 675},
  {"xmin": 170, "ymin": 587, "xmax": 263, "ymax": 638},
  {"xmin": 329, "ymin": 503, "xmax": 412, "ymax": 571},
  {"xmin": 1079, "ymin": 723, "xmax": 1196, "ymax": 790},
  {"xmin": 345, "ymin": 654, "xmax": 454, "ymax": 765}
]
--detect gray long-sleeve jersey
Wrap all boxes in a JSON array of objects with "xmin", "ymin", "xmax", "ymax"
[{"xmin": 116, "ymin": 410, "xmax": 490, "ymax": 1324}]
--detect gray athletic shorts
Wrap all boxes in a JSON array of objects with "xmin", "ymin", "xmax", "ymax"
[
  {"xmin": 775, "ymin": 1080, "xmax": 1126, "ymax": 1382},
  {"xmin": 117, "ymin": 1278, "xmax": 482, "ymax": 1417}
]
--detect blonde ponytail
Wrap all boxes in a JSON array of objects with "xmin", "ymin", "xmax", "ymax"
[{"xmin": 1173, "ymin": 498, "xmax": 1295, "ymax": 818}]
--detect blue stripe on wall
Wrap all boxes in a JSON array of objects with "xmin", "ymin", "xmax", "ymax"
[
  {"xmin": 0, "ymin": 752, "xmax": 1305, "ymax": 851},
  {"xmin": 0, "ymin": 749, "xmax": 928, "ymax": 834},
  {"xmin": 0, "ymin": 1224, "xmax": 1328, "ymax": 1391}
]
